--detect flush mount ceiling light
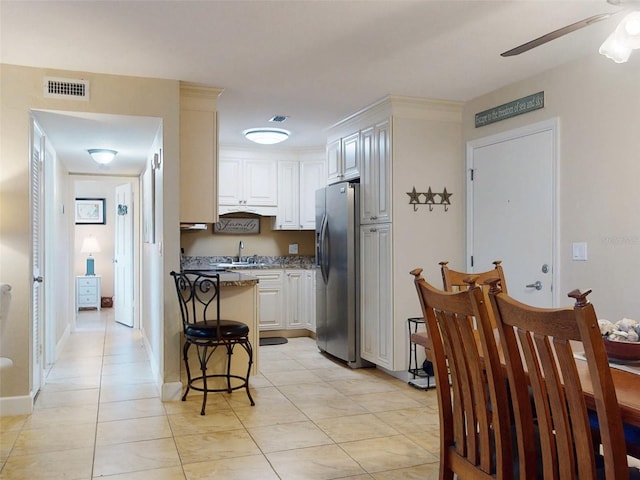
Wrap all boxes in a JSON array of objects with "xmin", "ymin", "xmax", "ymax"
[
  {"xmin": 87, "ymin": 148, "xmax": 117, "ymax": 165},
  {"xmin": 600, "ymin": 11, "xmax": 640, "ymax": 63},
  {"xmin": 243, "ymin": 128, "xmax": 290, "ymax": 145}
]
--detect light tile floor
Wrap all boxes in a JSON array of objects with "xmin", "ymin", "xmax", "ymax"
[{"xmin": 0, "ymin": 309, "xmax": 441, "ymax": 479}]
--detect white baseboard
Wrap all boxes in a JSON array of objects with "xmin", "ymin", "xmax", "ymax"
[
  {"xmin": 141, "ymin": 327, "xmax": 183, "ymax": 402},
  {"xmin": 55, "ymin": 323, "xmax": 71, "ymax": 361},
  {"xmin": 162, "ymin": 382, "xmax": 183, "ymax": 401},
  {"xmin": 0, "ymin": 393, "xmax": 34, "ymax": 416}
]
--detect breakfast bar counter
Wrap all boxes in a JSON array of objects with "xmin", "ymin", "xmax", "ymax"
[{"xmin": 182, "ymin": 271, "xmax": 261, "ymax": 380}]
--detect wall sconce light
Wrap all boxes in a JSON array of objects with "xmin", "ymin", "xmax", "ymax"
[
  {"xmin": 87, "ymin": 148, "xmax": 117, "ymax": 165},
  {"xmin": 81, "ymin": 236, "xmax": 101, "ymax": 275},
  {"xmin": 243, "ymin": 128, "xmax": 290, "ymax": 145}
]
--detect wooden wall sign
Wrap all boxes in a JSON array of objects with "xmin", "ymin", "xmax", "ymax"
[
  {"xmin": 475, "ymin": 91, "xmax": 544, "ymax": 128},
  {"xmin": 213, "ymin": 217, "xmax": 260, "ymax": 235}
]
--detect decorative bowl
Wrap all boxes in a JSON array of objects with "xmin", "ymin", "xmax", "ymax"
[{"xmin": 603, "ymin": 338, "xmax": 640, "ymax": 362}]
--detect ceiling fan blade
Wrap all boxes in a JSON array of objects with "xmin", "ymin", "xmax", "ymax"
[{"xmin": 501, "ymin": 13, "xmax": 613, "ymax": 57}]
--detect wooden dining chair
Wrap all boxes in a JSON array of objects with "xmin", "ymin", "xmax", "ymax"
[
  {"xmin": 440, "ymin": 260, "xmax": 508, "ymax": 293},
  {"xmin": 411, "ymin": 261, "xmax": 509, "ymax": 359},
  {"xmin": 411, "ymin": 268, "xmax": 514, "ymax": 480},
  {"xmin": 487, "ymin": 279, "xmax": 639, "ymax": 479}
]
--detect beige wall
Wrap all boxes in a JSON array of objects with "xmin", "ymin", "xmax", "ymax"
[
  {"xmin": 0, "ymin": 64, "xmax": 181, "ymax": 407},
  {"xmin": 391, "ymin": 112, "xmax": 464, "ymax": 370},
  {"xmin": 181, "ymin": 215, "xmax": 315, "ymax": 258},
  {"xmin": 463, "ymin": 54, "xmax": 640, "ymax": 320}
]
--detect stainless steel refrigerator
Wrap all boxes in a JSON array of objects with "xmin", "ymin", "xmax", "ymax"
[{"xmin": 315, "ymin": 182, "xmax": 369, "ymax": 368}]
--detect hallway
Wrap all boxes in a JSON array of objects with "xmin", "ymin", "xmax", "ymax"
[{"xmin": 0, "ymin": 309, "xmax": 441, "ymax": 479}]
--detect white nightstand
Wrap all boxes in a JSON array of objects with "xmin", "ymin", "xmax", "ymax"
[{"xmin": 76, "ymin": 275, "xmax": 101, "ymax": 311}]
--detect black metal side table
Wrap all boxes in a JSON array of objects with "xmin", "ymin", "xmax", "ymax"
[{"xmin": 407, "ymin": 317, "xmax": 434, "ymax": 390}]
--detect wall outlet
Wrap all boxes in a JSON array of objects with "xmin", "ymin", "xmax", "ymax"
[{"xmin": 288, "ymin": 243, "xmax": 298, "ymax": 254}]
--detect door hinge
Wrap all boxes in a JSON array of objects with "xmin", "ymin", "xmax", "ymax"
[
  {"xmin": 471, "ymin": 255, "xmax": 474, "ymax": 267},
  {"xmin": 470, "ymin": 169, "xmax": 474, "ymax": 181}
]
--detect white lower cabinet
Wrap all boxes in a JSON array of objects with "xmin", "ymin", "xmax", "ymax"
[
  {"xmin": 304, "ymin": 270, "xmax": 316, "ymax": 332},
  {"xmin": 284, "ymin": 269, "xmax": 316, "ymax": 330},
  {"xmin": 251, "ymin": 270, "xmax": 285, "ymax": 331},
  {"xmin": 360, "ymin": 223, "xmax": 393, "ymax": 369},
  {"xmin": 253, "ymin": 269, "xmax": 316, "ymax": 332},
  {"xmin": 285, "ymin": 270, "xmax": 305, "ymax": 329}
]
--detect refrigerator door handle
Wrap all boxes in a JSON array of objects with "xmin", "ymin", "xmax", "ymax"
[{"xmin": 320, "ymin": 214, "xmax": 329, "ymax": 284}]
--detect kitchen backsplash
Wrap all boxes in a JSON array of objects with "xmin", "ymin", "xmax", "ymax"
[{"xmin": 182, "ymin": 255, "xmax": 315, "ymax": 270}]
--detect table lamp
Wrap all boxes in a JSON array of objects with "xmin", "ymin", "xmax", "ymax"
[{"xmin": 81, "ymin": 236, "xmax": 101, "ymax": 276}]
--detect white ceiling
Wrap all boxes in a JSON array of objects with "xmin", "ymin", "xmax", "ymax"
[{"xmin": 0, "ymin": 0, "xmax": 627, "ymax": 175}]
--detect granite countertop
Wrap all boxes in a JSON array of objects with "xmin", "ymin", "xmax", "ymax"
[
  {"xmin": 181, "ymin": 269, "xmax": 259, "ymax": 287},
  {"xmin": 182, "ymin": 255, "xmax": 316, "ymax": 272}
]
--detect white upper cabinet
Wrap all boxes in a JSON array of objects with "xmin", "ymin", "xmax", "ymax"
[
  {"xmin": 342, "ymin": 132, "xmax": 360, "ymax": 181},
  {"xmin": 360, "ymin": 120, "xmax": 391, "ymax": 224},
  {"xmin": 219, "ymin": 155, "xmax": 278, "ymax": 216},
  {"xmin": 274, "ymin": 157, "xmax": 325, "ymax": 230},
  {"xmin": 327, "ymin": 132, "xmax": 360, "ymax": 184},
  {"xmin": 274, "ymin": 161, "xmax": 300, "ymax": 230},
  {"xmin": 180, "ymin": 83, "xmax": 223, "ymax": 223},
  {"xmin": 326, "ymin": 139, "xmax": 341, "ymax": 184},
  {"xmin": 299, "ymin": 159, "xmax": 325, "ymax": 229}
]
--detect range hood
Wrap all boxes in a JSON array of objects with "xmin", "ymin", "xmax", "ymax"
[
  {"xmin": 180, "ymin": 223, "xmax": 208, "ymax": 231},
  {"xmin": 219, "ymin": 206, "xmax": 277, "ymax": 216}
]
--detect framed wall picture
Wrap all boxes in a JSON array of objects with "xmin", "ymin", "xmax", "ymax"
[{"xmin": 75, "ymin": 198, "xmax": 106, "ymax": 225}]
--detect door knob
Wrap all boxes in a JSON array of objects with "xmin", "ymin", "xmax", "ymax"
[{"xmin": 526, "ymin": 281, "xmax": 542, "ymax": 291}]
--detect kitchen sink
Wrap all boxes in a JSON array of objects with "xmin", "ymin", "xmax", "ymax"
[{"xmin": 214, "ymin": 262, "xmax": 263, "ymax": 269}]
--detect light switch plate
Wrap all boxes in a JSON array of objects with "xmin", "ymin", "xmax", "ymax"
[
  {"xmin": 288, "ymin": 243, "xmax": 298, "ymax": 254},
  {"xmin": 572, "ymin": 242, "xmax": 587, "ymax": 261}
]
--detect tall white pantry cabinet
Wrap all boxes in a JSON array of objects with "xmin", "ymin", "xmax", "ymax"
[{"xmin": 327, "ymin": 95, "xmax": 464, "ymax": 374}]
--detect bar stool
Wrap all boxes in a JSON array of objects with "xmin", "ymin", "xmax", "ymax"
[{"xmin": 170, "ymin": 271, "xmax": 255, "ymax": 415}]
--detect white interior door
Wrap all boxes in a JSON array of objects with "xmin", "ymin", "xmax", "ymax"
[
  {"xmin": 467, "ymin": 119, "xmax": 557, "ymax": 307},
  {"xmin": 31, "ymin": 118, "xmax": 45, "ymax": 393},
  {"xmin": 114, "ymin": 183, "xmax": 134, "ymax": 327}
]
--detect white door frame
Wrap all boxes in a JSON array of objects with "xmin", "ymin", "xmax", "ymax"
[
  {"xmin": 30, "ymin": 117, "xmax": 46, "ymax": 395},
  {"xmin": 465, "ymin": 118, "xmax": 559, "ymax": 307}
]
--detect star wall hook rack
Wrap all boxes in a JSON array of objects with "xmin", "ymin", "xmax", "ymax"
[{"xmin": 407, "ymin": 186, "xmax": 452, "ymax": 212}]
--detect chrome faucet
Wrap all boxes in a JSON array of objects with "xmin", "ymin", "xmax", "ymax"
[{"xmin": 238, "ymin": 241, "xmax": 244, "ymax": 262}]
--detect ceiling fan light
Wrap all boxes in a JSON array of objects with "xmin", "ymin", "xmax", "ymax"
[
  {"xmin": 243, "ymin": 128, "xmax": 290, "ymax": 145},
  {"xmin": 87, "ymin": 148, "xmax": 117, "ymax": 165},
  {"xmin": 619, "ymin": 11, "xmax": 640, "ymax": 49},
  {"xmin": 599, "ymin": 31, "xmax": 632, "ymax": 63}
]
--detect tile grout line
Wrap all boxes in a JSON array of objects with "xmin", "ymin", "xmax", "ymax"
[{"xmin": 89, "ymin": 309, "xmax": 109, "ymax": 479}]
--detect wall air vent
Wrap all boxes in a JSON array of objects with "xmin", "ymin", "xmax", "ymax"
[
  {"xmin": 43, "ymin": 77, "xmax": 90, "ymax": 100},
  {"xmin": 269, "ymin": 115, "xmax": 288, "ymax": 123}
]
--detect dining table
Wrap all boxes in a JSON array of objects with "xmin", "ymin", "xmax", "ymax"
[
  {"xmin": 574, "ymin": 356, "xmax": 640, "ymax": 429},
  {"xmin": 411, "ymin": 330, "xmax": 640, "ymax": 429}
]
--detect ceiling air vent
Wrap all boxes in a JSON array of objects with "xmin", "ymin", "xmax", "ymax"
[
  {"xmin": 43, "ymin": 77, "xmax": 90, "ymax": 100},
  {"xmin": 269, "ymin": 115, "xmax": 288, "ymax": 123}
]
